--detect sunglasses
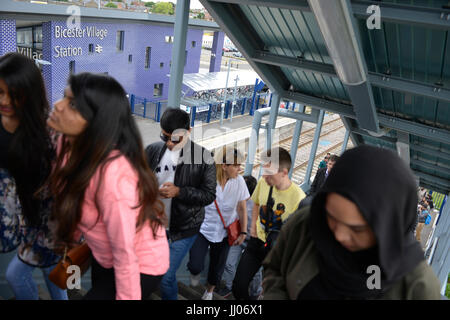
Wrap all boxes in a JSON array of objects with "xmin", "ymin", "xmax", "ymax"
[{"xmin": 160, "ymin": 132, "xmax": 183, "ymax": 144}]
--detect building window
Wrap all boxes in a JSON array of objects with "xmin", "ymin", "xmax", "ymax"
[
  {"xmin": 185, "ymin": 50, "xmax": 188, "ymax": 66},
  {"xmin": 116, "ymin": 30, "xmax": 125, "ymax": 51},
  {"xmin": 145, "ymin": 47, "xmax": 151, "ymax": 69},
  {"xmin": 154, "ymin": 83, "xmax": 163, "ymax": 97},
  {"xmin": 17, "ymin": 26, "xmax": 43, "ymax": 57},
  {"xmin": 128, "ymin": 54, "xmax": 133, "ymax": 63},
  {"xmin": 69, "ymin": 61, "xmax": 75, "ymax": 75},
  {"xmin": 160, "ymin": 62, "xmax": 164, "ymax": 68},
  {"xmin": 89, "ymin": 44, "xmax": 94, "ymax": 53},
  {"xmin": 165, "ymin": 35, "xmax": 174, "ymax": 43},
  {"xmin": 192, "ymin": 41, "xmax": 196, "ymax": 48}
]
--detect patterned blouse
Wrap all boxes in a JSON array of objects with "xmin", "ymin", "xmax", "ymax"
[{"xmin": 0, "ymin": 127, "xmax": 62, "ymax": 267}]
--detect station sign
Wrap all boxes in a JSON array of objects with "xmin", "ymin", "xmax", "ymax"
[{"xmin": 53, "ymin": 25, "xmax": 108, "ymax": 58}]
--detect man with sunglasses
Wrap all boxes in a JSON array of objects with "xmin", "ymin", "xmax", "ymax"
[{"xmin": 145, "ymin": 107, "xmax": 216, "ymax": 300}]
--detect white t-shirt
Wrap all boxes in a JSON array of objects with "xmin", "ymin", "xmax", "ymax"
[
  {"xmin": 200, "ymin": 175, "xmax": 250, "ymax": 243},
  {"xmin": 154, "ymin": 148, "xmax": 181, "ymax": 228}
]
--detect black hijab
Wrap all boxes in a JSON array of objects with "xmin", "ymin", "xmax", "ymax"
[{"xmin": 307, "ymin": 145, "xmax": 424, "ymax": 299}]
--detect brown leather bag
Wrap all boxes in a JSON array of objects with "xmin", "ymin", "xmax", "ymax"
[{"xmin": 49, "ymin": 241, "xmax": 92, "ymax": 290}]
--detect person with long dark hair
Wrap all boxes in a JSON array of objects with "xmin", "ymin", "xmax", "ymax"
[
  {"xmin": 47, "ymin": 72, "xmax": 169, "ymax": 300},
  {"xmin": 0, "ymin": 52, "xmax": 67, "ymax": 300}
]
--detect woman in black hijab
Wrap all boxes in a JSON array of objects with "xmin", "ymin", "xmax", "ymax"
[{"xmin": 263, "ymin": 145, "xmax": 441, "ymax": 300}]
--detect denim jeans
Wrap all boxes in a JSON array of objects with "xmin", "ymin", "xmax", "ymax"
[
  {"xmin": 6, "ymin": 254, "xmax": 68, "ymax": 300},
  {"xmin": 222, "ymin": 240, "xmax": 262, "ymax": 296},
  {"xmin": 160, "ymin": 233, "xmax": 198, "ymax": 300}
]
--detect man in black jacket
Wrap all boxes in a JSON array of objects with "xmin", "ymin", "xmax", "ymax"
[
  {"xmin": 145, "ymin": 108, "xmax": 216, "ymax": 300},
  {"xmin": 308, "ymin": 154, "xmax": 339, "ymax": 197},
  {"xmin": 298, "ymin": 154, "xmax": 339, "ymax": 210}
]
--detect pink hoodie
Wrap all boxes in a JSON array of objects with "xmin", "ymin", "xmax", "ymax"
[{"xmin": 75, "ymin": 153, "xmax": 169, "ymax": 300}]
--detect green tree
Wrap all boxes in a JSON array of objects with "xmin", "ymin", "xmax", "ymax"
[
  {"xmin": 196, "ymin": 12, "xmax": 205, "ymax": 19},
  {"xmin": 145, "ymin": 1, "xmax": 155, "ymax": 9},
  {"xmin": 105, "ymin": 2, "xmax": 118, "ymax": 8},
  {"xmin": 152, "ymin": 2, "xmax": 174, "ymax": 15}
]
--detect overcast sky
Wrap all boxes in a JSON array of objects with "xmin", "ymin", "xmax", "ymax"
[{"xmin": 142, "ymin": 0, "xmax": 204, "ymax": 10}]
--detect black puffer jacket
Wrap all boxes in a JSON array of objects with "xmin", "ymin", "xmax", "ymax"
[{"xmin": 145, "ymin": 140, "xmax": 216, "ymax": 241}]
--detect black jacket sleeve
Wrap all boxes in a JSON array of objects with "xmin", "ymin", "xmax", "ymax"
[
  {"xmin": 176, "ymin": 162, "xmax": 216, "ymax": 207},
  {"xmin": 308, "ymin": 168, "xmax": 322, "ymax": 196}
]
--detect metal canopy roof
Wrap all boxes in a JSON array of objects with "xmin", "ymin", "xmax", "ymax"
[
  {"xmin": 200, "ymin": 0, "xmax": 450, "ymax": 194},
  {"xmin": 181, "ymin": 70, "xmax": 260, "ymax": 91}
]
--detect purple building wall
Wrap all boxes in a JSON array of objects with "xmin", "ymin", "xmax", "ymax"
[
  {"xmin": 0, "ymin": 20, "xmax": 16, "ymax": 56},
  {"xmin": 209, "ymin": 31, "xmax": 225, "ymax": 73},
  {"xmin": 40, "ymin": 20, "xmax": 204, "ymax": 105}
]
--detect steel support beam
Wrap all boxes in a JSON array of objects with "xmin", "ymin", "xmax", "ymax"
[
  {"xmin": 344, "ymin": 82, "xmax": 380, "ymax": 132},
  {"xmin": 308, "ymin": 0, "xmax": 379, "ymax": 132},
  {"xmin": 283, "ymin": 91, "xmax": 356, "ymax": 118},
  {"xmin": 244, "ymin": 108, "xmax": 270, "ymax": 176},
  {"xmin": 339, "ymin": 116, "xmax": 360, "ymax": 147},
  {"xmin": 367, "ymin": 73, "xmax": 450, "ymax": 103},
  {"xmin": 206, "ymin": 0, "xmax": 309, "ymax": 10},
  {"xmin": 415, "ymin": 171, "xmax": 450, "ymax": 189},
  {"xmin": 266, "ymin": 93, "xmax": 280, "ymax": 150},
  {"xmin": 351, "ymin": 127, "xmax": 398, "ymax": 144},
  {"xmin": 252, "ymin": 51, "xmax": 337, "ymax": 77},
  {"xmin": 409, "ymin": 144, "xmax": 450, "ymax": 162},
  {"xmin": 277, "ymin": 107, "xmax": 320, "ymax": 123},
  {"xmin": 284, "ymin": 90, "xmax": 450, "ymax": 145},
  {"xmin": 351, "ymin": 1, "xmax": 450, "ymax": 30},
  {"xmin": 378, "ymin": 115, "xmax": 450, "ymax": 146},
  {"xmin": 168, "ymin": 0, "xmax": 190, "ymax": 108},
  {"xmin": 410, "ymin": 159, "xmax": 450, "ymax": 177},
  {"xmin": 289, "ymin": 105, "xmax": 306, "ymax": 179},
  {"xmin": 254, "ymin": 52, "xmax": 450, "ymax": 103},
  {"xmin": 301, "ymin": 110, "xmax": 325, "ymax": 191},
  {"xmin": 396, "ymin": 131, "xmax": 410, "ymax": 166},
  {"xmin": 341, "ymin": 129, "xmax": 351, "ymax": 155}
]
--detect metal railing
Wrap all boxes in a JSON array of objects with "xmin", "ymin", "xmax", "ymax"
[
  {"xmin": 128, "ymin": 91, "xmax": 273, "ymax": 125},
  {"xmin": 129, "ymin": 94, "xmax": 169, "ymax": 122}
]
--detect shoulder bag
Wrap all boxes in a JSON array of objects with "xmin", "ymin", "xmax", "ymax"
[
  {"xmin": 214, "ymin": 200, "xmax": 241, "ymax": 246},
  {"xmin": 49, "ymin": 241, "xmax": 92, "ymax": 290}
]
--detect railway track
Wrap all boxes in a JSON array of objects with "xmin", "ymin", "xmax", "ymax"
[
  {"xmin": 249, "ymin": 120, "xmax": 350, "ymax": 186},
  {"xmin": 195, "ymin": 112, "xmax": 351, "ymax": 186},
  {"xmin": 250, "ymin": 116, "xmax": 343, "ymax": 172}
]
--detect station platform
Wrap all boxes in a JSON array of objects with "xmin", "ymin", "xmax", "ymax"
[{"xmin": 135, "ymin": 112, "xmax": 259, "ymax": 148}]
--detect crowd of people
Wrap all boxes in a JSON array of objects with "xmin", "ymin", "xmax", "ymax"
[
  {"xmin": 415, "ymin": 189, "xmax": 435, "ymax": 242},
  {"xmin": 0, "ymin": 53, "xmax": 442, "ymax": 300}
]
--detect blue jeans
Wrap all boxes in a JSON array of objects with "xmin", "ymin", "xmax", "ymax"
[
  {"xmin": 6, "ymin": 254, "xmax": 68, "ymax": 300},
  {"xmin": 222, "ymin": 240, "xmax": 262, "ymax": 296},
  {"xmin": 160, "ymin": 233, "xmax": 198, "ymax": 300}
]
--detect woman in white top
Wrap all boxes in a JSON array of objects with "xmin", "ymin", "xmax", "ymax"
[{"xmin": 187, "ymin": 146, "xmax": 249, "ymax": 300}]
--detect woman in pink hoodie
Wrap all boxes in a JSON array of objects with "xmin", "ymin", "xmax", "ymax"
[{"xmin": 46, "ymin": 72, "xmax": 169, "ymax": 300}]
